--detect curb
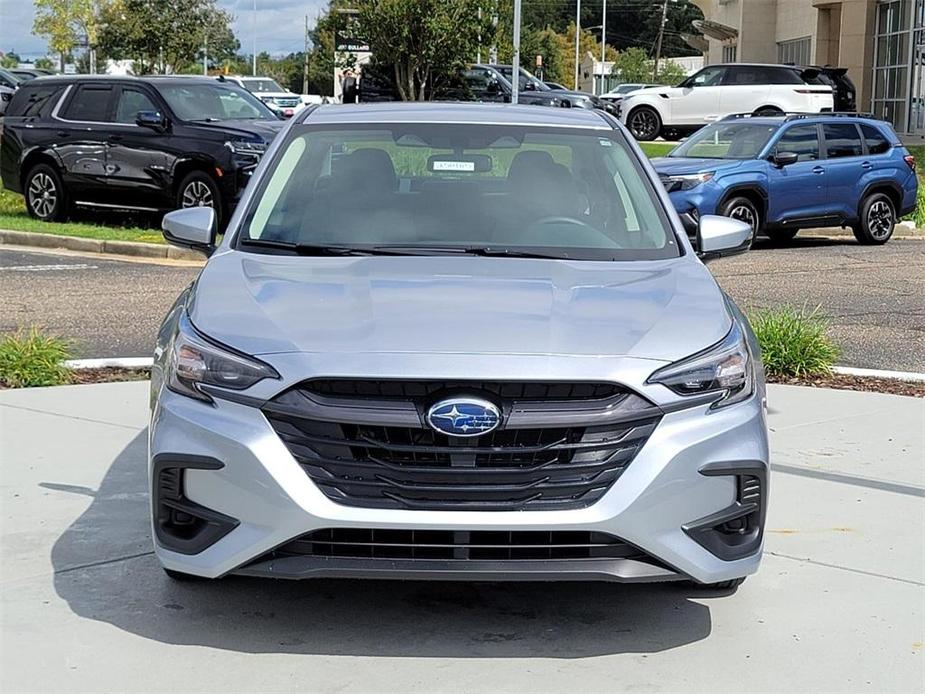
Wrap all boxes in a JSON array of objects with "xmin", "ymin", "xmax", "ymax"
[
  {"xmin": 831, "ymin": 365, "xmax": 925, "ymax": 383},
  {"xmin": 0, "ymin": 229, "xmax": 203, "ymax": 262}
]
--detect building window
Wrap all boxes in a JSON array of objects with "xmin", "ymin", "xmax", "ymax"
[
  {"xmin": 778, "ymin": 37, "xmax": 812, "ymax": 66},
  {"xmin": 874, "ymin": 0, "xmax": 914, "ymax": 131},
  {"xmin": 722, "ymin": 43, "xmax": 737, "ymax": 62}
]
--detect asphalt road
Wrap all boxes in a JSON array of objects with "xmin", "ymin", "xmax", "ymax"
[{"xmin": 2, "ymin": 238, "xmax": 923, "ymax": 370}]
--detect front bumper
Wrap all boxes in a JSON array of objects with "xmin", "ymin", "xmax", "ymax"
[{"xmin": 149, "ymin": 367, "xmax": 769, "ymax": 584}]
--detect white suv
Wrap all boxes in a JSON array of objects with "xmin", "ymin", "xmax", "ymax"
[
  {"xmin": 619, "ymin": 63, "xmax": 834, "ymax": 141},
  {"xmin": 223, "ymin": 76, "xmax": 306, "ymax": 118}
]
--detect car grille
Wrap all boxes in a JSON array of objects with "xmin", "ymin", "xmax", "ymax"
[
  {"xmin": 269, "ymin": 97, "xmax": 300, "ymax": 108},
  {"xmin": 270, "ymin": 528, "xmax": 647, "ymax": 561},
  {"xmin": 262, "ymin": 380, "xmax": 662, "ymax": 511}
]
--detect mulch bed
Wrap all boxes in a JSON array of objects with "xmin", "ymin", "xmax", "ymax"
[
  {"xmin": 768, "ymin": 373, "xmax": 925, "ymax": 398},
  {"xmin": 69, "ymin": 367, "xmax": 151, "ymax": 384}
]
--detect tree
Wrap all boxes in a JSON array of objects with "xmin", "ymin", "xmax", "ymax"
[
  {"xmin": 99, "ymin": 0, "xmax": 237, "ymax": 74},
  {"xmin": 355, "ymin": 0, "xmax": 496, "ymax": 101},
  {"xmin": 613, "ymin": 46, "xmax": 687, "ymax": 86},
  {"xmin": 33, "ymin": 0, "xmax": 109, "ymax": 71},
  {"xmin": 0, "ymin": 51, "xmax": 20, "ymax": 68},
  {"xmin": 34, "ymin": 57, "xmax": 57, "ymax": 71}
]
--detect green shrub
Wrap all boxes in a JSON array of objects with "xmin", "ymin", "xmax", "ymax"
[
  {"xmin": 748, "ymin": 305, "xmax": 840, "ymax": 378},
  {"xmin": 0, "ymin": 328, "xmax": 74, "ymax": 388},
  {"xmin": 903, "ymin": 183, "xmax": 925, "ymax": 228}
]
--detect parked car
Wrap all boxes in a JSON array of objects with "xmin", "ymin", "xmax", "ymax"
[
  {"xmin": 618, "ymin": 63, "xmax": 835, "ymax": 141},
  {"xmin": 485, "ymin": 64, "xmax": 618, "ymax": 115},
  {"xmin": 0, "ymin": 68, "xmax": 20, "ymax": 116},
  {"xmin": 0, "ymin": 75, "xmax": 285, "ymax": 226},
  {"xmin": 600, "ymin": 83, "xmax": 660, "ymax": 103},
  {"xmin": 8, "ymin": 67, "xmax": 56, "ymax": 82},
  {"xmin": 222, "ymin": 75, "xmax": 305, "ymax": 118},
  {"xmin": 790, "ymin": 65, "xmax": 857, "ymax": 112},
  {"xmin": 359, "ymin": 63, "xmax": 562, "ymax": 107},
  {"xmin": 651, "ymin": 113, "xmax": 916, "ymax": 245},
  {"xmin": 544, "ymin": 81, "xmax": 569, "ymax": 90},
  {"xmin": 150, "ymin": 102, "xmax": 767, "ymax": 590}
]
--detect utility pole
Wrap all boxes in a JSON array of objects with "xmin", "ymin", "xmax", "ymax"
[
  {"xmin": 652, "ymin": 0, "xmax": 669, "ymax": 82},
  {"xmin": 512, "ymin": 0, "xmax": 521, "ymax": 104},
  {"xmin": 599, "ymin": 0, "xmax": 606, "ymax": 95},
  {"xmin": 302, "ymin": 14, "xmax": 310, "ymax": 94},
  {"xmin": 477, "ymin": 6, "xmax": 482, "ymax": 64},
  {"xmin": 252, "ymin": 0, "xmax": 257, "ymax": 76},
  {"xmin": 489, "ymin": 0, "xmax": 498, "ymax": 63},
  {"xmin": 574, "ymin": 0, "xmax": 581, "ymax": 90},
  {"xmin": 203, "ymin": 34, "xmax": 208, "ymax": 75}
]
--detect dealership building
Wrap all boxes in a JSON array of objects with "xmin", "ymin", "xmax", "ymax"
[{"xmin": 689, "ymin": 0, "xmax": 925, "ymax": 136}]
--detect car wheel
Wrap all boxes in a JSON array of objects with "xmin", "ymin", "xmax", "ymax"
[
  {"xmin": 765, "ymin": 228, "xmax": 799, "ymax": 245},
  {"xmin": 628, "ymin": 106, "xmax": 661, "ymax": 141},
  {"xmin": 177, "ymin": 171, "xmax": 222, "ymax": 225},
  {"xmin": 853, "ymin": 192, "xmax": 895, "ymax": 245},
  {"xmin": 752, "ymin": 106, "xmax": 783, "ymax": 117},
  {"xmin": 24, "ymin": 163, "xmax": 67, "ymax": 222},
  {"xmin": 720, "ymin": 196, "xmax": 760, "ymax": 243},
  {"xmin": 695, "ymin": 577, "xmax": 746, "ymax": 591}
]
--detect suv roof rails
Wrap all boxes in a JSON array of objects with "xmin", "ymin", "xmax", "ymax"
[{"xmin": 721, "ymin": 111, "xmax": 877, "ymax": 122}]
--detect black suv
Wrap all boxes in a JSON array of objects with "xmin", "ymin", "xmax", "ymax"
[{"xmin": 0, "ymin": 75, "xmax": 285, "ymax": 225}]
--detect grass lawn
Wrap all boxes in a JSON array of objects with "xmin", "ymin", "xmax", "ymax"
[
  {"xmin": 0, "ymin": 188, "xmax": 164, "ymax": 244},
  {"xmin": 638, "ymin": 142, "xmax": 676, "ymax": 158}
]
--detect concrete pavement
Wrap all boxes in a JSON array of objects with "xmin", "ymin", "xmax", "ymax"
[{"xmin": 0, "ymin": 381, "xmax": 922, "ymax": 693}]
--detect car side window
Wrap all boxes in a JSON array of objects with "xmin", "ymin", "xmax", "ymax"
[
  {"xmin": 823, "ymin": 123, "xmax": 863, "ymax": 158},
  {"xmin": 860, "ymin": 124, "xmax": 890, "ymax": 155},
  {"xmin": 776, "ymin": 125, "xmax": 820, "ymax": 162},
  {"xmin": 689, "ymin": 66, "xmax": 725, "ymax": 87},
  {"xmin": 9, "ymin": 85, "xmax": 64, "ymax": 118},
  {"xmin": 61, "ymin": 85, "xmax": 114, "ymax": 122},
  {"xmin": 115, "ymin": 88, "xmax": 158, "ymax": 124},
  {"xmin": 723, "ymin": 66, "xmax": 765, "ymax": 85}
]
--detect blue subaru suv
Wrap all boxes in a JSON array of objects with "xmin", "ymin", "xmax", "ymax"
[{"xmin": 651, "ymin": 114, "xmax": 917, "ymax": 245}]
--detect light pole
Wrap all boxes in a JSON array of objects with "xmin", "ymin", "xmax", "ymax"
[
  {"xmin": 252, "ymin": 0, "xmax": 257, "ymax": 76},
  {"xmin": 512, "ymin": 0, "xmax": 522, "ymax": 104},
  {"xmin": 574, "ymin": 0, "xmax": 581, "ymax": 90},
  {"xmin": 600, "ymin": 0, "xmax": 607, "ymax": 95}
]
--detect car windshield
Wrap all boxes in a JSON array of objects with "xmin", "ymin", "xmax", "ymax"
[
  {"xmin": 240, "ymin": 123, "xmax": 679, "ymax": 261},
  {"xmin": 668, "ymin": 122, "xmax": 778, "ymax": 160},
  {"xmin": 156, "ymin": 83, "xmax": 275, "ymax": 121},
  {"xmin": 242, "ymin": 79, "xmax": 285, "ymax": 93}
]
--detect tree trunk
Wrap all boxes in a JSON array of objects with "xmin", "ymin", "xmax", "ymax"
[{"xmin": 59, "ymin": 52, "xmax": 66, "ymax": 73}]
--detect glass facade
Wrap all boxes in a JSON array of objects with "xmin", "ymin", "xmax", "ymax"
[
  {"xmin": 873, "ymin": 0, "xmax": 925, "ymax": 133},
  {"xmin": 778, "ymin": 37, "xmax": 812, "ymax": 65}
]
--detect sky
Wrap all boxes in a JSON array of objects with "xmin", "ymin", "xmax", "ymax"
[{"xmin": 0, "ymin": 0, "xmax": 329, "ymax": 61}]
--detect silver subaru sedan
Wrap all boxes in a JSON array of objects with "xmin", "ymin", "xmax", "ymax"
[{"xmin": 150, "ymin": 102, "xmax": 767, "ymax": 590}]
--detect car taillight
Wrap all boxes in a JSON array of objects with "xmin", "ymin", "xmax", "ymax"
[{"xmin": 904, "ymin": 154, "xmax": 916, "ymax": 171}]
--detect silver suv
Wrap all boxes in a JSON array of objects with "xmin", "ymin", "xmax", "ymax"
[{"xmin": 151, "ymin": 103, "xmax": 768, "ymax": 590}]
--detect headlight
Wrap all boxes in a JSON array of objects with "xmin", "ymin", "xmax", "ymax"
[
  {"xmin": 224, "ymin": 140, "xmax": 267, "ymax": 157},
  {"xmin": 647, "ymin": 321, "xmax": 754, "ymax": 409},
  {"xmin": 167, "ymin": 311, "xmax": 279, "ymax": 402},
  {"xmin": 665, "ymin": 172, "xmax": 714, "ymax": 192}
]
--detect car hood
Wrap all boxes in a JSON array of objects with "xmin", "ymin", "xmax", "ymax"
[
  {"xmin": 190, "ymin": 253, "xmax": 731, "ymax": 362},
  {"xmin": 651, "ymin": 157, "xmax": 745, "ymax": 175},
  {"xmin": 188, "ymin": 119, "xmax": 286, "ymax": 142}
]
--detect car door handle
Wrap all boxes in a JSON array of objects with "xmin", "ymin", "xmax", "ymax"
[
  {"xmin": 812, "ymin": 166, "xmax": 825, "ymax": 174},
  {"xmin": 861, "ymin": 161, "xmax": 873, "ymax": 170}
]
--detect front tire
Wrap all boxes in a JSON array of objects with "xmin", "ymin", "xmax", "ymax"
[
  {"xmin": 24, "ymin": 163, "xmax": 68, "ymax": 222},
  {"xmin": 853, "ymin": 192, "xmax": 895, "ymax": 245},
  {"xmin": 720, "ymin": 196, "xmax": 760, "ymax": 244},
  {"xmin": 176, "ymin": 171, "xmax": 223, "ymax": 226},
  {"xmin": 627, "ymin": 106, "xmax": 661, "ymax": 141}
]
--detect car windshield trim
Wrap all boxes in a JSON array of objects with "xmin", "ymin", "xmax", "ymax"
[{"xmin": 232, "ymin": 122, "xmax": 683, "ymax": 262}]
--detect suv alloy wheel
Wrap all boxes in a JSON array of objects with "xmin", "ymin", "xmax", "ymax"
[
  {"xmin": 853, "ymin": 192, "xmax": 896, "ymax": 245},
  {"xmin": 177, "ymin": 171, "xmax": 222, "ymax": 226},
  {"xmin": 628, "ymin": 106, "xmax": 661, "ymax": 141},
  {"xmin": 721, "ymin": 196, "xmax": 759, "ymax": 244},
  {"xmin": 24, "ymin": 164, "xmax": 67, "ymax": 222}
]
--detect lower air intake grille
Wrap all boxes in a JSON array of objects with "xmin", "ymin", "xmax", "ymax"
[{"xmin": 273, "ymin": 528, "xmax": 646, "ymax": 561}]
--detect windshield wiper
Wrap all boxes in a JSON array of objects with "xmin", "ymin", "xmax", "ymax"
[
  {"xmin": 240, "ymin": 240, "xmax": 572, "ymax": 259},
  {"xmin": 190, "ymin": 117, "xmax": 223, "ymax": 123}
]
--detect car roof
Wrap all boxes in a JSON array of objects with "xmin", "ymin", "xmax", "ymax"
[
  {"xmin": 303, "ymin": 102, "xmax": 612, "ymax": 129},
  {"xmin": 719, "ymin": 113, "xmax": 884, "ymax": 126},
  {"xmin": 17, "ymin": 74, "xmax": 223, "ymax": 86}
]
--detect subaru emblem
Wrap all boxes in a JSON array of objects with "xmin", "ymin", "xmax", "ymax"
[{"xmin": 426, "ymin": 397, "xmax": 501, "ymax": 437}]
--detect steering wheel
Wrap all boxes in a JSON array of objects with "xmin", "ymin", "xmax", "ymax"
[{"xmin": 527, "ymin": 216, "xmax": 622, "ymax": 248}]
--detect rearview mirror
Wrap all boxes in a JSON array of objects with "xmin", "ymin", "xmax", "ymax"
[
  {"xmin": 162, "ymin": 207, "xmax": 216, "ymax": 256},
  {"xmin": 773, "ymin": 151, "xmax": 799, "ymax": 167},
  {"xmin": 136, "ymin": 110, "xmax": 166, "ymax": 130},
  {"xmin": 695, "ymin": 214, "xmax": 752, "ymax": 262}
]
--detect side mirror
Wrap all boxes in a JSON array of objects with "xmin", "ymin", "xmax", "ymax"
[
  {"xmin": 695, "ymin": 214, "xmax": 752, "ymax": 262},
  {"xmin": 773, "ymin": 151, "xmax": 799, "ymax": 167},
  {"xmin": 136, "ymin": 110, "xmax": 166, "ymax": 131},
  {"xmin": 523, "ymin": 80, "xmax": 537, "ymax": 91},
  {"xmin": 486, "ymin": 79, "xmax": 501, "ymax": 95},
  {"xmin": 162, "ymin": 207, "xmax": 216, "ymax": 256}
]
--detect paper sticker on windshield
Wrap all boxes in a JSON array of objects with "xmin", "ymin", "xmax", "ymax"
[
  {"xmin": 432, "ymin": 160, "xmax": 476, "ymax": 172},
  {"xmin": 599, "ymin": 138, "xmax": 613, "ymax": 147}
]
